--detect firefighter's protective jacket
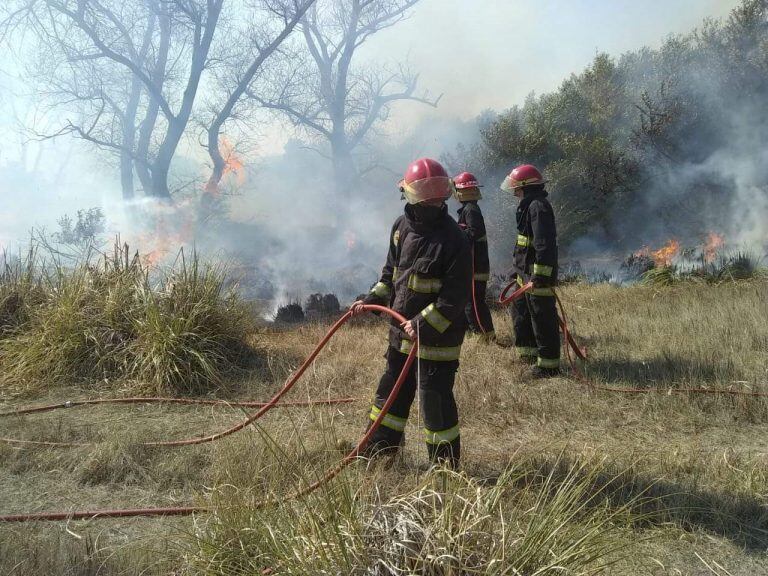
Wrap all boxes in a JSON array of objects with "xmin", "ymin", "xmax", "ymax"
[
  {"xmin": 512, "ymin": 189, "xmax": 558, "ymax": 289},
  {"xmin": 457, "ymin": 201, "xmax": 490, "ymax": 282},
  {"xmin": 364, "ymin": 203, "xmax": 471, "ymax": 360}
]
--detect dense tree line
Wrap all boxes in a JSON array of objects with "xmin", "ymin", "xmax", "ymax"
[{"xmin": 447, "ymin": 0, "xmax": 768, "ymax": 263}]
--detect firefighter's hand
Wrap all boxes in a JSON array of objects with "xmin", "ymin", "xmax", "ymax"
[
  {"xmin": 401, "ymin": 320, "xmax": 416, "ymax": 339},
  {"xmin": 349, "ymin": 300, "xmax": 367, "ymax": 316}
]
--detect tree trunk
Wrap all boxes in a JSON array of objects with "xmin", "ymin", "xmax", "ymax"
[
  {"xmin": 149, "ymin": 1, "xmax": 223, "ymax": 201},
  {"xmin": 120, "ymin": 77, "xmax": 144, "ymax": 201}
]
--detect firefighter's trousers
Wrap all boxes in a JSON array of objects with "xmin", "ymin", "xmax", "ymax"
[
  {"xmin": 365, "ymin": 347, "xmax": 460, "ymax": 467},
  {"xmin": 510, "ymin": 283, "xmax": 560, "ymax": 369},
  {"xmin": 465, "ymin": 280, "xmax": 495, "ymax": 337}
]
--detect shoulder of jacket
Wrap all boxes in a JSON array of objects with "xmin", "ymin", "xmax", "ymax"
[
  {"xmin": 444, "ymin": 217, "xmax": 470, "ymax": 248},
  {"xmin": 529, "ymin": 197, "xmax": 553, "ymax": 212}
]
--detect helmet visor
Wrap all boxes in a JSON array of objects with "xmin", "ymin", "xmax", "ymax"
[
  {"xmin": 400, "ymin": 176, "xmax": 454, "ymax": 204},
  {"xmin": 454, "ymin": 186, "xmax": 482, "ymax": 201},
  {"xmin": 500, "ymin": 174, "xmax": 518, "ymax": 192}
]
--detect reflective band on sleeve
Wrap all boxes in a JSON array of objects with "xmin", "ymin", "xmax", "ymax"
[
  {"xmin": 474, "ymin": 272, "xmax": 490, "ymax": 282},
  {"xmin": 399, "ymin": 340, "xmax": 461, "ymax": 361},
  {"xmin": 516, "ymin": 234, "xmax": 531, "ymax": 247},
  {"xmin": 516, "ymin": 346, "xmax": 538, "ymax": 358},
  {"xmin": 407, "ymin": 274, "xmax": 443, "ymax": 293},
  {"xmin": 476, "ymin": 235, "xmax": 487, "ymax": 243},
  {"xmin": 537, "ymin": 356, "xmax": 560, "ymax": 369},
  {"xmin": 421, "ymin": 303, "xmax": 451, "ymax": 333},
  {"xmin": 533, "ymin": 264, "xmax": 553, "ymax": 277},
  {"xmin": 424, "ymin": 424, "xmax": 460, "ymax": 445},
  {"xmin": 370, "ymin": 282, "xmax": 391, "ymax": 299},
  {"xmin": 392, "ymin": 267, "xmax": 400, "ymax": 281},
  {"xmin": 370, "ymin": 405, "xmax": 407, "ymax": 432}
]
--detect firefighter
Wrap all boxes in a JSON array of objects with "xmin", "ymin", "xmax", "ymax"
[
  {"xmin": 500, "ymin": 164, "xmax": 560, "ymax": 377},
  {"xmin": 453, "ymin": 171, "xmax": 495, "ymax": 340},
  {"xmin": 350, "ymin": 158, "xmax": 471, "ymax": 468}
]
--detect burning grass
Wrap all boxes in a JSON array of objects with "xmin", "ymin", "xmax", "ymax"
[{"xmin": 0, "ymin": 241, "xmax": 254, "ymax": 398}]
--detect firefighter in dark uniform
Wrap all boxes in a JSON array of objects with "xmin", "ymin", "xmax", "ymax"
[
  {"xmin": 500, "ymin": 164, "xmax": 560, "ymax": 377},
  {"xmin": 453, "ymin": 172, "xmax": 495, "ymax": 340},
  {"xmin": 350, "ymin": 158, "xmax": 471, "ymax": 467}
]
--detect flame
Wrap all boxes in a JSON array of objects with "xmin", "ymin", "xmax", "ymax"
[
  {"xmin": 135, "ymin": 200, "xmax": 196, "ymax": 267},
  {"xmin": 702, "ymin": 232, "xmax": 724, "ymax": 263},
  {"xmin": 345, "ymin": 231, "xmax": 356, "ymax": 251},
  {"xmin": 651, "ymin": 239, "xmax": 680, "ymax": 267},
  {"xmin": 220, "ymin": 136, "xmax": 246, "ymax": 187}
]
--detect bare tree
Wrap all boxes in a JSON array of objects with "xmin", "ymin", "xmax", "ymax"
[
  {"xmin": 253, "ymin": 0, "xmax": 441, "ymax": 198},
  {"xmin": 1, "ymin": 1, "xmax": 158, "ymax": 200},
  {"xmin": 202, "ymin": 0, "xmax": 315, "ymax": 201},
  {"xmin": 1, "ymin": 0, "xmax": 224, "ymax": 201}
]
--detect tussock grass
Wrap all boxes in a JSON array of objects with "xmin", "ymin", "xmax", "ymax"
[
  {"xmin": 189, "ymin": 421, "xmax": 644, "ymax": 575},
  {"xmin": 0, "ymin": 242, "xmax": 254, "ymax": 398},
  {"xmin": 641, "ymin": 251, "xmax": 767, "ymax": 287},
  {"xmin": 1, "ymin": 279, "xmax": 768, "ymax": 574}
]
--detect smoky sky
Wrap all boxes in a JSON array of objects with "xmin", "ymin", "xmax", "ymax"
[
  {"xmin": 244, "ymin": 0, "xmax": 743, "ymax": 154},
  {"xmin": 0, "ymin": 0, "xmax": 749, "ymax": 301}
]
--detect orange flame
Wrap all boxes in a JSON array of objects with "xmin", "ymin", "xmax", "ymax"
[
  {"xmin": 345, "ymin": 231, "xmax": 356, "ymax": 251},
  {"xmin": 221, "ymin": 136, "xmax": 245, "ymax": 186},
  {"xmin": 135, "ymin": 201, "xmax": 196, "ymax": 267},
  {"xmin": 702, "ymin": 232, "xmax": 724, "ymax": 263},
  {"xmin": 651, "ymin": 239, "xmax": 680, "ymax": 267}
]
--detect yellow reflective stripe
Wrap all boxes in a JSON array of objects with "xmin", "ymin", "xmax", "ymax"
[
  {"xmin": 476, "ymin": 235, "xmax": 487, "ymax": 243},
  {"xmin": 537, "ymin": 356, "xmax": 560, "ymax": 369},
  {"xmin": 474, "ymin": 272, "xmax": 490, "ymax": 282},
  {"xmin": 392, "ymin": 267, "xmax": 400, "ymax": 281},
  {"xmin": 399, "ymin": 340, "xmax": 461, "ymax": 361},
  {"xmin": 421, "ymin": 303, "xmax": 451, "ymax": 333},
  {"xmin": 516, "ymin": 275, "xmax": 554, "ymax": 297},
  {"xmin": 424, "ymin": 424, "xmax": 460, "ymax": 445},
  {"xmin": 370, "ymin": 282, "xmax": 391, "ymax": 299},
  {"xmin": 533, "ymin": 264, "xmax": 553, "ymax": 277},
  {"xmin": 517, "ymin": 234, "xmax": 531, "ymax": 247},
  {"xmin": 370, "ymin": 405, "xmax": 407, "ymax": 432},
  {"xmin": 407, "ymin": 274, "xmax": 442, "ymax": 293},
  {"xmin": 516, "ymin": 346, "xmax": 538, "ymax": 358}
]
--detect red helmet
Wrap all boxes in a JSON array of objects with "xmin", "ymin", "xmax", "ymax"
[
  {"xmin": 453, "ymin": 171, "xmax": 482, "ymax": 201},
  {"xmin": 399, "ymin": 158, "xmax": 453, "ymax": 204},
  {"xmin": 501, "ymin": 164, "xmax": 546, "ymax": 192}
]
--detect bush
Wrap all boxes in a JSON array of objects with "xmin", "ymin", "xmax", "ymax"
[
  {"xmin": 304, "ymin": 293, "xmax": 340, "ymax": 317},
  {"xmin": 274, "ymin": 301, "xmax": 305, "ymax": 324},
  {"xmin": 0, "ymin": 241, "xmax": 253, "ymax": 397}
]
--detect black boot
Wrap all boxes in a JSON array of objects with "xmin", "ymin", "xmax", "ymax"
[
  {"xmin": 426, "ymin": 437, "xmax": 461, "ymax": 470},
  {"xmin": 530, "ymin": 365, "xmax": 561, "ymax": 378}
]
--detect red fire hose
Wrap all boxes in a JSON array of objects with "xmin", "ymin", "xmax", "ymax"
[
  {"xmin": 469, "ymin": 247, "xmax": 489, "ymax": 336},
  {"xmin": 498, "ymin": 279, "xmax": 768, "ymax": 398},
  {"xmin": 0, "ymin": 305, "xmax": 418, "ymax": 522},
  {"xmin": 0, "ymin": 398, "xmax": 358, "ymax": 419}
]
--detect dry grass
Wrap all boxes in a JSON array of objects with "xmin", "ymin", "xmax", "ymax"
[
  {"xmin": 0, "ymin": 244, "xmax": 254, "ymax": 398},
  {"xmin": 1, "ymin": 279, "xmax": 767, "ymax": 574}
]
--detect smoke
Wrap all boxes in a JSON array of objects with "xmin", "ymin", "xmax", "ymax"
[{"xmin": 0, "ymin": 0, "xmax": 759, "ymax": 304}]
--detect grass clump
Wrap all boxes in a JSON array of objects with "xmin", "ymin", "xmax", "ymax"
[
  {"xmin": 189, "ymin": 428, "xmax": 643, "ymax": 575},
  {"xmin": 0, "ymin": 241, "xmax": 253, "ymax": 397}
]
